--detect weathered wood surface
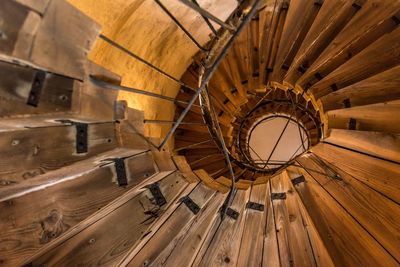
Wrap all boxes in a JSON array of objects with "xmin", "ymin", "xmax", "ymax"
[
  {"xmin": 197, "ymin": 189, "xmax": 250, "ymax": 266},
  {"xmin": 123, "ymin": 183, "xmax": 214, "ymax": 266},
  {"xmin": 0, "ymin": 0, "xmax": 41, "ymax": 59},
  {"xmin": 172, "ymin": 155, "xmax": 199, "ymax": 183},
  {"xmin": 30, "ymin": 0, "xmax": 101, "ymax": 80},
  {"xmin": 236, "ymin": 183, "xmax": 268, "ymax": 267},
  {"xmin": 0, "ymin": 122, "xmax": 116, "ymax": 183},
  {"xmin": 298, "ymin": 0, "xmax": 400, "ymax": 89},
  {"xmin": 14, "ymin": 0, "xmax": 50, "ymax": 14},
  {"xmin": 27, "ymin": 171, "xmax": 189, "ymax": 266},
  {"xmin": 150, "ymin": 192, "xmax": 225, "ymax": 267},
  {"xmin": 270, "ymin": 172, "xmax": 315, "ymax": 267},
  {"xmin": 284, "ymin": 0, "xmax": 357, "ymax": 85},
  {"xmin": 0, "ymin": 150, "xmax": 156, "ymax": 266},
  {"xmin": 298, "ymin": 153, "xmax": 400, "ymax": 262},
  {"xmin": 263, "ymin": 181, "xmax": 280, "ymax": 267},
  {"xmin": 325, "ymin": 129, "xmax": 400, "ymax": 163},
  {"xmin": 327, "ymin": 100, "xmax": 400, "ymax": 133},
  {"xmin": 311, "ymin": 143, "xmax": 400, "ymax": 204},
  {"xmin": 194, "ymin": 169, "xmax": 229, "ymax": 193},
  {"xmin": 0, "ymin": 61, "xmax": 76, "ymax": 117},
  {"xmin": 293, "ymin": 156, "xmax": 399, "ymax": 266},
  {"xmin": 320, "ymin": 65, "xmax": 400, "ymax": 112}
]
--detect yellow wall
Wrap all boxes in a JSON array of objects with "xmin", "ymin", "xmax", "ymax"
[{"xmin": 67, "ymin": 0, "xmax": 236, "ymax": 146}]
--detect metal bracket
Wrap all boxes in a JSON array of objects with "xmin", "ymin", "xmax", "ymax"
[
  {"xmin": 56, "ymin": 120, "xmax": 88, "ymax": 154},
  {"xmin": 180, "ymin": 196, "xmax": 200, "ymax": 214},
  {"xmin": 146, "ymin": 183, "xmax": 167, "ymax": 207},
  {"xmin": 271, "ymin": 192, "xmax": 287, "ymax": 200},
  {"xmin": 27, "ymin": 70, "xmax": 46, "ymax": 107},
  {"xmin": 343, "ymin": 98, "xmax": 351, "ymax": 108},
  {"xmin": 114, "ymin": 158, "xmax": 128, "ymax": 186},
  {"xmin": 291, "ymin": 175, "xmax": 305, "ymax": 186},
  {"xmin": 226, "ymin": 207, "xmax": 239, "ymax": 220},
  {"xmin": 348, "ymin": 118, "xmax": 357, "ymax": 130},
  {"xmin": 246, "ymin": 201, "xmax": 264, "ymax": 211}
]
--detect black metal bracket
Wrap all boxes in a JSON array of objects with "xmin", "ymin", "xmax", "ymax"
[
  {"xmin": 27, "ymin": 70, "xmax": 46, "ymax": 107},
  {"xmin": 180, "ymin": 196, "xmax": 200, "ymax": 214},
  {"xmin": 343, "ymin": 98, "xmax": 351, "ymax": 108},
  {"xmin": 291, "ymin": 175, "xmax": 305, "ymax": 186},
  {"xmin": 246, "ymin": 201, "xmax": 264, "ymax": 211},
  {"xmin": 348, "ymin": 118, "xmax": 357, "ymax": 130},
  {"xmin": 271, "ymin": 192, "xmax": 287, "ymax": 200},
  {"xmin": 114, "ymin": 158, "xmax": 128, "ymax": 186},
  {"xmin": 146, "ymin": 183, "xmax": 167, "ymax": 207},
  {"xmin": 226, "ymin": 207, "xmax": 240, "ymax": 220},
  {"xmin": 56, "ymin": 120, "xmax": 88, "ymax": 154}
]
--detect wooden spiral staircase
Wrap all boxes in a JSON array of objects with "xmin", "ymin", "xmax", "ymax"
[{"xmin": 1, "ymin": 0, "xmax": 400, "ymax": 266}]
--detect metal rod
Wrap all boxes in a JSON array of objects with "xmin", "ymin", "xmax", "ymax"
[
  {"xmin": 173, "ymin": 139, "xmax": 213, "ymax": 152},
  {"xmin": 143, "ymin": 119, "xmax": 204, "ymax": 125},
  {"xmin": 154, "ymin": 0, "xmax": 207, "ymax": 51},
  {"xmin": 192, "ymin": 0, "xmax": 218, "ymax": 35},
  {"xmin": 158, "ymin": 0, "xmax": 261, "ymax": 150},
  {"xmin": 99, "ymin": 34, "xmax": 196, "ymax": 91},
  {"xmin": 89, "ymin": 75, "xmax": 200, "ymax": 107},
  {"xmin": 177, "ymin": 0, "xmax": 236, "ymax": 31}
]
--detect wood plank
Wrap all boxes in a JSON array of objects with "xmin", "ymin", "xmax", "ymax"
[
  {"xmin": 151, "ymin": 192, "xmax": 225, "ymax": 267},
  {"xmin": 26, "ymin": 172, "xmax": 190, "ymax": 266},
  {"xmin": 298, "ymin": 0, "xmax": 400, "ymax": 89},
  {"xmin": 0, "ymin": 122, "xmax": 116, "ymax": 183},
  {"xmin": 320, "ymin": 65, "xmax": 400, "ymax": 112},
  {"xmin": 327, "ymin": 100, "xmax": 400, "ymax": 133},
  {"xmin": 311, "ymin": 143, "xmax": 400, "ymax": 204},
  {"xmin": 15, "ymin": 0, "xmax": 50, "ymax": 14},
  {"xmin": 284, "ymin": 0, "xmax": 357, "ymax": 85},
  {"xmin": 0, "ymin": 60, "xmax": 77, "ymax": 117},
  {"xmin": 270, "ymin": 172, "xmax": 315, "ymax": 267},
  {"xmin": 197, "ymin": 189, "xmax": 250, "ymax": 266},
  {"xmin": 0, "ymin": 0, "xmax": 41, "ymax": 59},
  {"xmin": 286, "ymin": 168, "xmax": 335, "ymax": 267},
  {"xmin": 30, "ymin": 0, "xmax": 100, "ymax": 80},
  {"xmin": 215, "ymin": 176, "xmax": 252, "ymax": 190},
  {"xmin": 0, "ymin": 150, "xmax": 156, "ymax": 266},
  {"xmin": 263, "ymin": 181, "xmax": 280, "ymax": 267},
  {"xmin": 298, "ymin": 153, "xmax": 400, "ymax": 261},
  {"xmin": 237, "ymin": 183, "xmax": 268, "ymax": 267},
  {"xmin": 194, "ymin": 169, "xmax": 229, "ymax": 193},
  {"xmin": 292, "ymin": 158, "xmax": 399, "ymax": 266},
  {"xmin": 325, "ymin": 129, "xmax": 400, "ymax": 163},
  {"xmin": 122, "ymin": 183, "xmax": 214, "ymax": 266}
]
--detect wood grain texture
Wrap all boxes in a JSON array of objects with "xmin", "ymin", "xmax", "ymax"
[
  {"xmin": 0, "ymin": 61, "xmax": 76, "ymax": 117},
  {"xmin": 324, "ymin": 129, "xmax": 400, "ymax": 163},
  {"xmin": 14, "ymin": 0, "xmax": 50, "ymax": 14},
  {"xmin": 320, "ymin": 65, "xmax": 400, "ymax": 112},
  {"xmin": 263, "ymin": 181, "xmax": 280, "ymax": 267},
  {"xmin": 298, "ymin": 153, "xmax": 400, "ymax": 261},
  {"xmin": 197, "ymin": 189, "xmax": 250, "ymax": 267},
  {"xmin": 28, "ymin": 172, "xmax": 189, "ymax": 266},
  {"xmin": 124, "ymin": 183, "xmax": 214, "ymax": 266},
  {"xmin": 0, "ymin": 150, "xmax": 156, "ymax": 266},
  {"xmin": 311, "ymin": 143, "xmax": 400, "ymax": 204},
  {"xmin": 0, "ymin": 122, "xmax": 116, "ymax": 183},
  {"xmin": 236, "ymin": 183, "xmax": 268, "ymax": 267},
  {"xmin": 194, "ymin": 169, "xmax": 229, "ymax": 193},
  {"xmin": 270, "ymin": 172, "xmax": 315, "ymax": 267},
  {"xmin": 30, "ymin": 0, "xmax": 101, "ymax": 80},
  {"xmin": 151, "ymin": 192, "xmax": 225, "ymax": 267},
  {"xmin": 293, "ymin": 157, "xmax": 399, "ymax": 266}
]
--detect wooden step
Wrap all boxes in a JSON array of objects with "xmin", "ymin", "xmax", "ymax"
[
  {"xmin": 297, "ymin": 151, "xmax": 400, "ymax": 262},
  {"xmin": 121, "ymin": 183, "xmax": 215, "ymax": 266},
  {"xmin": 324, "ymin": 129, "xmax": 400, "ymax": 163},
  {"xmin": 284, "ymin": 0, "xmax": 359, "ymax": 86},
  {"xmin": 270, "ymin": 0, "xmax": 322, "ymax": 84},
  {"xmin": 327, "ymin": 99, "xmax": 400, "ymax": 133},
  {"xmin": 297, "ymin": 0, "xmax": 400, "ymax": 90},
  {"xmin": 23, "ymin": 171, "xmax": 192, "ymax": 266},
  {"xmin": 320, "ymin": 65, "xmax": 400, "ymax": 112},
  {"xmin": 309, "ymin": 26, "xmax": 400, "ymax": 99},
  {"xmin": 0, "ymin": 148, "xmax": 156, "ymax": 266},
  {"xmin": 0, "ymin": 0, "xmax": 100, "ymax": 80},
  {"xmin": 292, "ymin": 153, "xmax": 399, "ymax": 266},
  {"xmin": 0, "ymin": 118, "xmax": 117, "ymax": 183}
]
